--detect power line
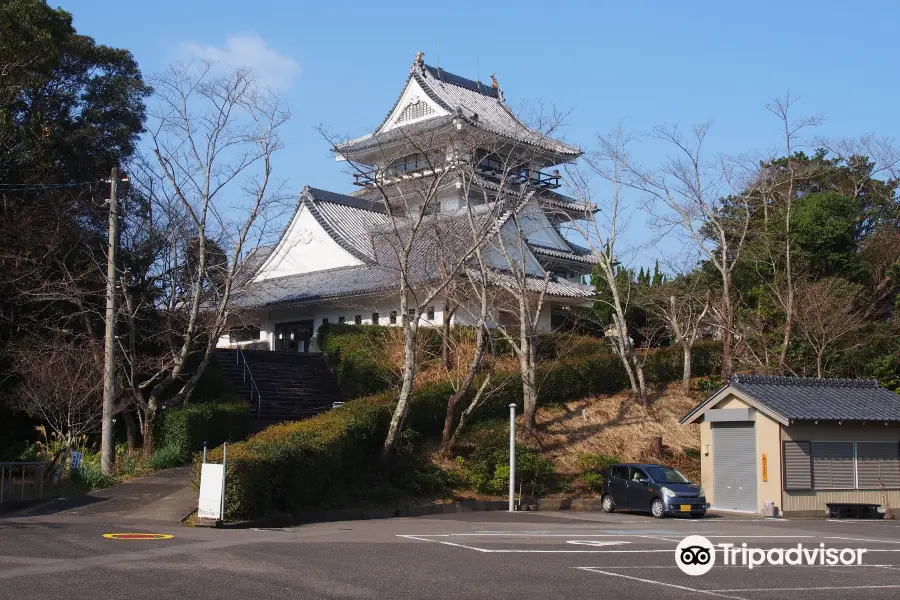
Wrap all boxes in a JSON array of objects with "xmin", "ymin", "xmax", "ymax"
[{"xmin": 0, "ymin": 179, "xmax": 107, "ymax": 191}]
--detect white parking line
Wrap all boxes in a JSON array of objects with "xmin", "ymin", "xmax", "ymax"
[
  {"xmin": 577, "ymin": 564, "xmax": 900, "ymax": 569},
  {"xmin": 709, "ymin": 585, "xmax": 900, "ymax": 592},
  {"xmin": 575, "ymin": 567, "xmax": 748, "ymax": 600},
  {"xmin": 827, "ymin": 536, "xmax": 900, "ymax": 544},
  {"xmin": 397, "ymin": 535, "xmax": 674, "ymax": 553}
]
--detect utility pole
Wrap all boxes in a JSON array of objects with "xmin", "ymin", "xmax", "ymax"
[{"xmin": 100, "ymin": 167, "xmax": 120, "ymax": 475}]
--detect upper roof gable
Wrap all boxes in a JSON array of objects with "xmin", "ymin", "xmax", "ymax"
[
  {"xmin": 377, "ymin": 76, "xmax": 449, "ymax": 134},
  {"xmin": 337, "ymin": 55, "xmax": 582, "ymax": 160}
]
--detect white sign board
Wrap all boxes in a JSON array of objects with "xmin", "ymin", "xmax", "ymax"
[
  {"xmin": 70, "ymin": 450, "xmax": 83, "ymax": 470},
  {"xmin": 197, "ymin": 463, "xmax": 225, "ymax": 520}
]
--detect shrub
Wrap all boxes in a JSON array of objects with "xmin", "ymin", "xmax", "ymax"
[
  {"xmin": 575, "ymin": 453, "xmax": 620, "ymax": 492},
  {"xmin": 157, "ymin": 401, "xmax": 249, "ymax": 457},
  {"xmin": 317, "ymin": 324, "xmax": 397, "ymax": 397},
  {"xmin": 145, "ymin": 444, "xmax": 187, "ymax": 470},
  {"xmin": 200, "ymin": 340, "xmax": 723, "ymax": 519},
  {"xmin": 70, "ymin": 456, "xmax": 116, "ymax": 490},
  {"xmin": 466, "ymin": 442, "xmax": 556, "ymax": 497}
]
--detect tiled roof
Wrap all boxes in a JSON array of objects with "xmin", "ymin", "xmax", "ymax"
[
  {"xmin": 683, "ymin": 375, "xmax": 900, "ymax": 424},
  {"xmin": 423, "ymin": 65, "xmax": 501, "ymax": 98},
  {"xmin": 304, "ymin": 187, "xmax": 390, "ymax": 261},
  {"xmin": 236, "ymin": 181, "xmax": 595, "ymax": 308},
  {"xmin": 528, "ymin": 242, "xmax": 602, "ymax": 265},
  {"xmin": 728, "ymin": 375, "xmax": 900, "ymax": 422},
  {"xmin": 230, "ymin": 265, "xmax": 399, "ymax": 308},
  {"xmin": 338, "ymin": 62, "xmax": 582, "ymax": 159},
  {"xmin": 536, "ymin": 191, "xmax": 597, "ymax": 214},
  {"xmin": 471, "ymin": 268, "xmax": 595, "ymax": 299}
]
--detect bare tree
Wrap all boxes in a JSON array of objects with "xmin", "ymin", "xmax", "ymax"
[
  {"xmin": 630, "ymin": 122, "xmax": 752, "ymax": 380},
  {"xmin": 642, "ymin": 276, "xmax": 711, "ymax": 393},
  {"xmin": 746, "ymin": 95, "xmax": 822, "ymax": 373},
  {"xmin": 794, "ymin": 277, "xmax": 868, "ymax": 377},
  {"xmin": 9, "ymin": 335, "xmax": 106, "ymax": 444},
  {"xmin": 565, "ymin": 123, "xmax": 652, "ymax": 407},
  {"xmin": 121, "ymin": 61, "xmax": 288, "ymax": 456},
  {"xmin": 438, "ymin": 278, "xmax": 495, "ymax": 454},
  {"xmin": 324, "ymin": 124, "xmax": 503, "ymax": 465}
]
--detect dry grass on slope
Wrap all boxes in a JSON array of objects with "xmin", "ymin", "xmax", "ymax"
[{"xmin": 533, "ymin": 382, "xmax": 703, "ymax": 487}]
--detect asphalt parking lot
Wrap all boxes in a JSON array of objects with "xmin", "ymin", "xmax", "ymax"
[{"xmin": 2, "ymin": 507, "xmax": 899, "ymax": 599}]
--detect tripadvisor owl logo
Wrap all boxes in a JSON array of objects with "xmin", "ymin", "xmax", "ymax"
[
  {"xmin": 675, "ymin": 535, "xmax": 716, "ymax": 576},
  {"xmin": 675, "ymin": 535, "xmax": 869, "ymax": 575}
]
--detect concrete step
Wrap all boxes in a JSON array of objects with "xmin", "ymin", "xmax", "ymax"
[{"xmin": 213, "ymin": 349, "xmax": 344, "ymax": 422}]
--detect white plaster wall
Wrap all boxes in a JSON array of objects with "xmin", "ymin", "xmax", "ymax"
[
  {"xmin": 483, "ymin": 218, "xmax": 546, "ymax": 276},
  {"xmin": 452, "ymin": 298, "xmax": 555, "ymax": 332},
  {"xmin": 518, "ymin": 199, "xmax": 570, "ymax": 250},
  {"xmin": 253, "ymin": 206, "xmax": 363, "ymax": 282},
  {"xmin": 261, "ymin": 294, "xmax": 448, "ymax": 347}
]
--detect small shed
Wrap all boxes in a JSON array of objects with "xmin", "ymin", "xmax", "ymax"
[{"xmin": 681, "ymin": 375, "xmax": 900, "ymax": 517}]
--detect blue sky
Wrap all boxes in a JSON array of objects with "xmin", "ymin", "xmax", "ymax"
[{"xmin": 61, "ymin": 0, "xmax": 898, "ymax": 267}]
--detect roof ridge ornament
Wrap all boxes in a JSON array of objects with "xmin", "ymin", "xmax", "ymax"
[
  {"xmin": 412, "ymin": 51, "xmax": 425, "ymax": 74},
  {"xmin": 490, "ymin": 73, "xmax": 505, "ymax": 102}
]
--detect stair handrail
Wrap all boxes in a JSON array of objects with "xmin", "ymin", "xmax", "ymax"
[{"xmin": 235, "ymin": 346, "xmax": 264, "ymax": 420}]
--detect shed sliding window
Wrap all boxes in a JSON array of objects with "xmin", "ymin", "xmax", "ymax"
[{"xmin": 783, "ymin": 440, "xmax": 900, "ymax": 490}]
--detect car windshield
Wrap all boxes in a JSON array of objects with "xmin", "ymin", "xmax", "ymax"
[{"xmin": 646, "ymin": 466, "xmax": 690, "ymax": 484}]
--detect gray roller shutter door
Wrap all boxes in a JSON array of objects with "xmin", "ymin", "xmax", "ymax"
[{"xmin": 713, "ymin": 422, "xmax": 757, "ymax": 512}]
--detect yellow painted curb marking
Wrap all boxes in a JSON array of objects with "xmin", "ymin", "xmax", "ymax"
[{"xmin": 103, "ymin": 533, "xmax": 174, "ymax": 540}]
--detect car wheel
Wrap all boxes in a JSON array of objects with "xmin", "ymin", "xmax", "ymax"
[
  {"xmin": 651, "ymin": 498, "xmax": 666, "ymax": 519},
  {"xmin": 601, "ymin": 494, "xmax": 615, "ymax": 513}
]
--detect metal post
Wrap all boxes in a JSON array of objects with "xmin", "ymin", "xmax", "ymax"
[
  {"xmin": 21, "ymin": 464, "xmax": 26, "ymax": 501},
  {"xmin": 1, "ymin": 465, "xmax": 5, "ymax": 503},
  {"xmin": 202, "ymin": 442, "xmax": 207, "ymax": 464},
  {"xmin": 101, "ymin": 166, "xmax": 121, "ymax": 475},
  {"xmin": 38, "ymin": 464, "xmax": 44, "ymax": 500},
  {"xmin": 509, "ymin": 403, "xmax": 516, "ymax": 512},
  {"xmin": 220, "ymin": 442, "xmax": 228, "ymax": 521}
]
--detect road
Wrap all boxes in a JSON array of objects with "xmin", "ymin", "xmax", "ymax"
[{"xmin": 2, "ymin": 476, "xmax": 900, "ymax": 599}]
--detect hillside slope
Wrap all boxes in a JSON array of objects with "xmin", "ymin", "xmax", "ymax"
[{"xmin": 535, "ymin": 382, "xmax": 702, "ymax": 487}]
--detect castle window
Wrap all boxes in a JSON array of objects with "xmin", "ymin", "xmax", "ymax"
[
  {"xmin": 427, "ymin": 306, "xmax": 435, "ymax": 320},
  {"xmin": 354, "ymin": 315, "xmax": 362, "ymax": 325},
  {"xmin": 392, "ymin": 153, "xmax": 427, "ymax": 173},
  {"xmin": 389, "ymin": 311, "xmax": 397, "ymax": 325},
  {"xmin": 338, "ymin": 316, "xmax": 345, "ymax": 324},
  {"xmin": 372, "ymin": 312, "xmax": 380, "ymax": 325}
]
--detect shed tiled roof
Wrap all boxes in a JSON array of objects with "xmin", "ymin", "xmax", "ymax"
[
  {"xmin": 728, "ymin": 375, "xmax": 900, "ymax": 422},
  {"xmin": 683, "ymin": 375, "xmax": 900, "ymax": 424}
]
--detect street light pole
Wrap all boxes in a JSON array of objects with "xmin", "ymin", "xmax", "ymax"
[
  {"xmin": 509, "ymin": 402, "xmax": 516, "ymax": 512},
  {"xmin": 100, "ymin": 167, "xmax": 120, "ymax": 475}
]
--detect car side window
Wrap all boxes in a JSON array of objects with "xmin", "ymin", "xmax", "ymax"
[
  {"xmin": 610, "ymin": 466, "xmax": 628, "ymax": 480},
  {"xmin": 630, "ymin": 467, "xmax": 648, "ymax": 482}
]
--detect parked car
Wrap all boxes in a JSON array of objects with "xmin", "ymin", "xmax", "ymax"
[{"xmin": 600, "ymin": 463, "xmax": 707, "ymax": 518}]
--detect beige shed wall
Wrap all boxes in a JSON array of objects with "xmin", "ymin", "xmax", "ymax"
[
  {"xmin": 781, "ymin": 423, "xmax": 900, "ymax": 514},
  {"xmin": 698, "ymin": 393, "xmax": 783, "ymax": 513}
]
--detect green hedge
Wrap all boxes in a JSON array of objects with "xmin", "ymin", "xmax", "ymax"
[
  {"xmin": 317, "ymin": 324, "xmax": 399, "ymax": 398},
  {"xmin": 158, "ymin": 401, "xmax": 250, "ymax": 458},
  {"xmin": 200, "ymin": 340, "xmax": 721, "ymax": 519}
]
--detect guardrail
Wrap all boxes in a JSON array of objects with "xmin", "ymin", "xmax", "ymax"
[
  {"xmin": 236, "ymin": 346, "xmax": 264, "ymax": 420},
  {"xmin": 0, "ymin": 462, "xmax": 46, "ymax": 504}
]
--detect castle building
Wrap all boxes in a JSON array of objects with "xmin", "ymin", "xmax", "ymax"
[{"xmin": 220, "ymin": 54, "xmax": 597, "ymax": 352}]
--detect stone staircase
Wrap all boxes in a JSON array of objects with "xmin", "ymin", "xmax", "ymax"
[{"xmin": 213, "ymin": 349, "xmax": 344, "ymax": 424}]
